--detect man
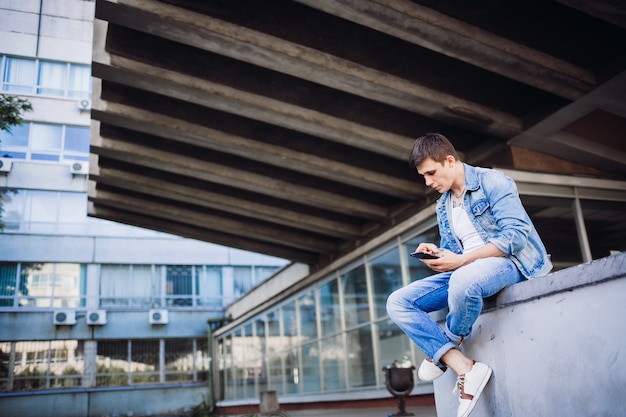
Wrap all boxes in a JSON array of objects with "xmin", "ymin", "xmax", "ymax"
[{"xmin": 386, "ymin": 133, "xmax": 552, "ymax": 417}]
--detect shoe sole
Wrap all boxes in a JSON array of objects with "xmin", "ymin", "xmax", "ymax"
[{"xmin": 460, "ymin": 367, "xmax": 492, "ymax": 417}]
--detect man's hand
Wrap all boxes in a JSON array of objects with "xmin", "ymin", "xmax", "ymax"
[
  {"xmin": 422, "ymin": 243, "xmax": 506, "ymax": 272},
  {"xmin": 421, "ymin": 250, "xmax": 465, "ymax": 272}
]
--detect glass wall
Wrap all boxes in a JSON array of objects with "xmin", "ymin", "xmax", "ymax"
[
  {"xmin": 215, "ymin": 178, "xmax": 626, "ymax": 401},
  {"xmin": 216, "ymin": 222, "xmax": 440, "ymax": 401}
]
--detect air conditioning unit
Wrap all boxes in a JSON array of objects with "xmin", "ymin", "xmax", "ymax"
[
  {"xmin": 86, "ymin": 309, "xmax": 107, "ymax": 325},
  {"xmin": 53, "ymin": 310, "xmax": 76, "ymax": 325},
  {"xmin": 77, "ymin": 98, "xmax": 91, "ymax": 111},
  {"xmin": 0, "ymin": 157, "xmax": 12, "ymax": 173},
  {"xmin": 69, "ymin": 161, "xmax": 89, "ymax": 175},
  {"xmin": 149, "ymin": 309, "xmax": 169, "ymax": 324}
]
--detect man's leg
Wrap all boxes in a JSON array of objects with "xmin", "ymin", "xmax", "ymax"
[
  {"xmin": 445, "ymin": 257, "xmax": 523, "ymax": 343},
  {"xmin": 442, "ymin": 257, "xmax": 523, "ymax": 417},
  {"xmin": 386, "ymin": 272, "xmax": 455, "ymax": 362}
]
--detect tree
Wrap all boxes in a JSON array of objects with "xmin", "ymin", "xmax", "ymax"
[
  {"xmin": 0, "ymin": 94, "xmax": 33, "ymax": 133},
  {"xmin": 0, "ymin": 94, "xmax": 33, "ymax": 231}
]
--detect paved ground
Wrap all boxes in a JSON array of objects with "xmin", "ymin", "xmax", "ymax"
[
  {"xmin": 281, "ymin": 406, "xmax": 437, "ymax": 417},
  {"xmin": 219, "ymin": 405, "xmax": 437, "ymax": 417}
]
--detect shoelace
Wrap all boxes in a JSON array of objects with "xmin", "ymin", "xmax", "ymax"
[{"xmin": 453, "ymin": 374, "xmax": 465, "ymax": 396}]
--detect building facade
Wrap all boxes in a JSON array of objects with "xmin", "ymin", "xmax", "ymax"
[{"xmin": 0, "ymin": 2, "xmax": 287, "ymax": 416}]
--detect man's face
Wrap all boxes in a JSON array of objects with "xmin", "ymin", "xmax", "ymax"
[{"xmin": 416, "ymin": 156, "xmax": 454, "ymax": 194}]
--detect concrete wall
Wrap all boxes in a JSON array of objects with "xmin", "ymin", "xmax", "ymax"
[
  {"xmin": 1, "ymin": 384, "xmax": 208, "ymax": 417},
  {"xmin": 433, "ymin": 252, "xmax": 626, "ymax": 417}
]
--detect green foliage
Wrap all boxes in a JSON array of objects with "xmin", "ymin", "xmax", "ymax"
[
  {"xmin": 0, "ymin": 94, "xmax": 32, "ymax": 134},
  {"xmin": 188, "ymin": 396, "xmax": 217, "ymax": 417}
]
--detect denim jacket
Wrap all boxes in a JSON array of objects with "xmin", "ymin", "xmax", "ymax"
[{"xmin": 436, "ymin": 164, "xmax": 552, "ymax": 279}]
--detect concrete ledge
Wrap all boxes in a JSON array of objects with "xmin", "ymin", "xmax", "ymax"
[{"xmin": 434, "ymin": 253, "xmax": 626, "ymax": 417}]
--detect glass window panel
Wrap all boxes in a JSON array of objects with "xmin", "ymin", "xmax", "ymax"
[
  {"xmin": 232, "ymin": 328, "xmax": 247, "ymax": 395},
  {"xmin": 342, "ymin": 265, "xmax": 369, "ymax": 329},
  {"xmin": 50, "ymin": 263, "xmax": 85, "ymax": 308},
  {"xmin": 268, "ymin": 354, "xmax": 283, "ymax": 394},
  {"xmin": 318, "ymin": 278, "xmax": 341, "ymax": 336},
  {"xmin": 31, "ymin": 153, "xmax": 59, "ymax": 161},
  {"xmin": 67, "ymin": 64, "xmax": 91, "ymax": 98},
  {"xmin": 0, "ymin": 342, "xmax": 10, "ymax": 390},
  {"xmin": 96, "ymin": 340, "xmax": 129, "ymax": 387},
  {"xmin": 130, "ymin": 340, "xmax": 159, "ymax": 384},
  {"xmin": 267, "ymin": 310, "xmax": 281, "ymax": 354},
  {"xmin": 377, "ymin": 318, "xmax": 416, "ymax": 385},
  {"xmin": 0, "ymin": 123, "xmax": 29, "ymax": 147},
  {"xmin": 49, "ymin": 340, "xmax": 83, "ymax": 389},
  {"xmin": 164, "ymin": 339, "xmax": 193, "ymax": 382},
  {"xmin": 13, "ymin": 341, "xmax": 48, "ymax": 390},
  {"xmin": 0, "ymin": 263, "xmax": 17, "ymax": 306},
  {"xmin": 298, "ymin": 291, "xmax": 317, "ymax": 341},
  {"xmin": 166, "ymin": 265, "xmax": 192, "ymax": 306},
  {"xmin": 1, "ymin": 190, "xmax": 24, "ymax": 231},
  {"xmin": 301, "ymin": 342, "xmax": 321, "ymax": 393},
  {"xmin": 37, "ymin": 61, "xmax": 66, "ymax": 96},
  {"xmin": 370, "ymin": 247, "xmax": 403, "ymax": 319},
  {"xmin": 27, "ymin": 190, "xmax": 58, "ymax": 224},
  {"xmin": 321, "ymin": 334, "xmax": 346, "ymax": 391},
  {"xmin": 100, "ymin": 265, "xmax": 157, "ymax": 307},
  {"xmin": 233, "ymin": 266, "xmax": 252, "ymax": 298},
  {"xmin": 405, "ymin": 227, "xmax": 441, "ymax": 282},
  {"xmin": 64, "ymin": 126, "xmax": 90, "ymax": 153},
  {"xmin": 520, "ymin": 195, "xmax": 582, "ymax": 270},
  {"xmin": 580, "ymin": 199, "xmax": 626, "ymax": 260},
  {"xmin": 346, "ymin": 325, "xmax": 376, "ymax": 388},
  {"xmin": 2, "ymin": 57, "xmax": 35, "ymax": 93},
  {"xmin": 19, "ymin": 263, "xmax": 52, "ymax": 307},
  {"xmin": 285, "ymin": 348, "xmax": 300, "ymax": 394},
  {"xmin": 196, "ymin": 266, "xmax": 222, "ymax": 306},
  {"xmin": 282, "ymin": 301, "xmax": 297, "ymax": 348},
  {"xmin": 196, "ymin": 338, "xmax": 209, "ymax": 381},
  {"xmin": 233, "ymin": 325, "xmax": 253, "ymax": 399},
  {"xmin": 31, "ymin": 124, "xmax": 62, "ymax": 151}
]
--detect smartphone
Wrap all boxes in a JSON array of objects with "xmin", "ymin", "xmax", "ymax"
[{"xmin": 410, "ymin": 251, "xmax": 441, "ymax": 260}]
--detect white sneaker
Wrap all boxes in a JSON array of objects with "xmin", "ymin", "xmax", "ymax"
[
  {"xmin": 417, "ymin": 358, "xmax": 447, "ymax": 381},
  {"xmin": 455, "ymin": 361, "xmax": 492, "ymax": 417}
]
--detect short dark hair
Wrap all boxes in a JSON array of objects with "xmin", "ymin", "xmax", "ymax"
[{"xmin": 408, "ymin": 133, "xmax": 459, "ymax": 168}]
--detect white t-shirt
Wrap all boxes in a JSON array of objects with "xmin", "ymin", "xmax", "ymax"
[{"xmin": 450, "ymin": 194, "xmax": 484, "ymax": 253}]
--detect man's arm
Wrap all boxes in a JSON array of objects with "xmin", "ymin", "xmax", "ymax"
[{"xmin": 423, "ymin": 243, "xmax": 504, "ymax": 272}]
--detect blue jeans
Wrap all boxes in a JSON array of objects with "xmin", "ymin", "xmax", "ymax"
[{"xmin": 386, "ymin": 257, "xmax": 523, "ymax": 365}]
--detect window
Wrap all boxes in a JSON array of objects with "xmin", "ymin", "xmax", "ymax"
[
  {"xmin": 37, "ymin": 61, "xmax": 67, "ymax": 96},
  {"xmin": 64, "ymin": 126, "xmax": 90, "ymax": 155},
  {"xmin": 2, "ymin": 57, "xmax": 35, "ymax": 93},
  {"xmin": 2, "ymin": 340, "xmax": 84, "ymax": 391},
  {"xmin": 318, "ymin": 278, "xmax": 341, "ymax": 336},
  {"xmin": 100, "ymin": 265, "xmax": 158, "ymax": 308},
  {"xmin": 0, "ymin": 263, "xmax": 18, "ymax": 307},
  {"xmin": 17, "ymin": 263, "xmax": 86, "ymax": 308},
  {"xmin": 1, "ymin": 56, "xmax": 90, "ymax": 98},
  {"xmin": 369, "ymin": 247, "xmax": 403, "ymax": 319},
  {"xmin": 93, "ymin": 338, "xmax": 208, "ymax": 389},
  {"xmin": 342, "ymin": 265, "xmax": 369, "ymax": 329},
  {"xmin": 166, "ymin": 265, "xmax": 193, "ymax": 306},
  {"xmin": 0, "ymin": 122, "xmax": 90, "ymax": 162}
]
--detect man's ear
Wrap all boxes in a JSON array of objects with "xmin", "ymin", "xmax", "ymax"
[{"xmin": 445, "ymin": 155, "xmax": 456, "ymax": 166}]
